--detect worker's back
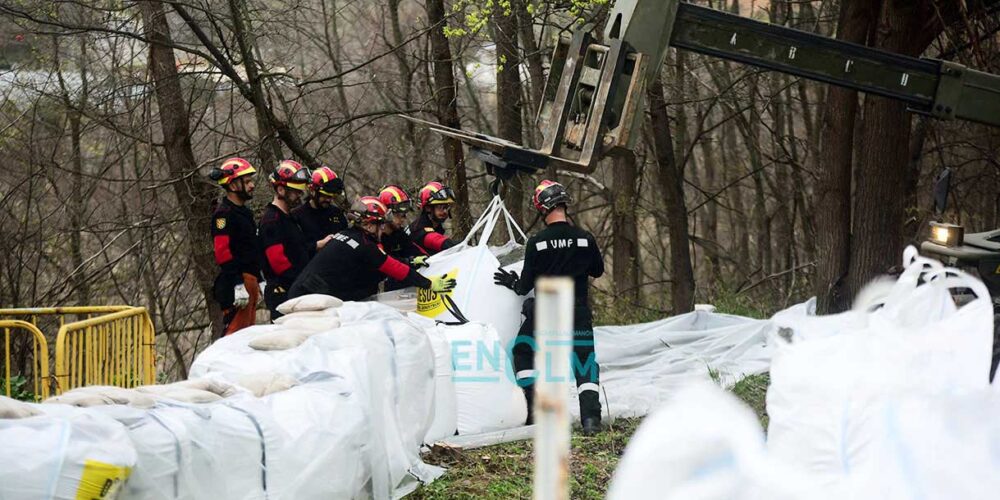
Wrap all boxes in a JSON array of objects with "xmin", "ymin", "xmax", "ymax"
[
  {"xmin": 288, "ymin": 227, "xmax": 383, "ymax": 302},
  {"xmin": 517, "ymin": 221, "xmax": 604, "ymax": 304}
]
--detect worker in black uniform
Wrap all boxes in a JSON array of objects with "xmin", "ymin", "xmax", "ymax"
[
  {"xmin": 407, "ymin": 181, "xmax": 458, "ymax": 256},
  {"xmin": 494, "ymin": 180, "xmax": 605, "ymax": 435},
  {"xmin": 259, "ymin": 160, "xmax": 334, "ymax": 319},
  {"xmin": 292, "ymin": 166, "xmax": 348, "ymax": 243},
  {"xmin": 288, "ymin": 196, "xmax": 456, "ymax": 302},
  {"xmin": 378, "ymin": 185, "xmax": 429, "ymax": 291},
  {"xmin": 207, "ymin": 157, "xmax": 262, "ymax": 336}
]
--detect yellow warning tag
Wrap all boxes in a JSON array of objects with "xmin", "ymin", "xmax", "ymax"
[
  {"xmin": 994, "ymin": 263, "xmax": 1000, "ymax": 275},
  {"xmin": 215, "ymin": 218, "xmax": 227, "ymax": 230},
  {"xmin": 75, "ymin": 459, "xmax": 131, "ymax": 500},
  {"xmin": 417, "ymin": 269, "xmax": 459, "ymax": 318}
]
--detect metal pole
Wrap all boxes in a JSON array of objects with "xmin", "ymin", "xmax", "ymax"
[{"xmin": 533, "ymin": 277, "xmax": 574, "ymax": 500}]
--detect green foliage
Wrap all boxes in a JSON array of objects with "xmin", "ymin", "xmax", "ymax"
[
  {"xmin": 591, "ymin": 292, "xmax": 668, "ymax": 326},
  {"xmin": 710, "ymin": 286, "xmax": 775, "ymax": 319},
  {"xmin": 443, "ymin": 0, "xmax": 609, "ymax": 39},
  {"xmin": 731, "ymin": 373, "xmax": 770, "ymax": 429},
  {"xmin": 413, "ymin": 418, "xmax": 640, "ymax": 499},
  {"xmin": 412, "ymin": 374, "xmax": 773, "ymax": 497},
  {"xmin": 2, "ymin": 375, "xmax": 37, "ymax": 402},
  {"xmin": 707, "ymin": 365, "xmax": 722, "ymax": 383}
]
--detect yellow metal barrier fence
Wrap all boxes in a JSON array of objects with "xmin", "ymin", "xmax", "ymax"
[
  {"xmin": 0, "ymin": 320, "xmax": 49, "ymax": 401},
  {"xmin": 55, "ymin": 308, "xmax": 156, "ymax": 394},
  {"xmin": 0, "ymin": 306, "xmax": 156, "ymax": 397}
]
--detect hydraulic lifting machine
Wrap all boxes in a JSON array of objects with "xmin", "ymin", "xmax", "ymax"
[{"xmin": 412, "ymin": 0, "xmax": 1000, "ymax": 177}]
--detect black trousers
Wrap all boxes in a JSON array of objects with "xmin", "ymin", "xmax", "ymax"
[{"xmin": 511, "ymin": 302, "xmax": 602, "ymax": 422}]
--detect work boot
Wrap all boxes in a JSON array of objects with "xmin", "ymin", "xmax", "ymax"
[
  {"xmin": 581, "ymin": 416, "xmax": 602, "ymax": 436},
  {"xmin": 522, "ymin": 386, "xmax": 535, "ymax": 425},
  {"xmin": 578, "ymin": 389, "xmax": 602, "ymax": 435}
]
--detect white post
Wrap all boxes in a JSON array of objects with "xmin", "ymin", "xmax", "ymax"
[{"xmin": 533, "ymin": 277, "xmax": 574, "ymax": 500}]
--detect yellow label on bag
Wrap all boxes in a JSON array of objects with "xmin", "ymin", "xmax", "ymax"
[
  {"xmin": 75, "ymin": 459, "xmax": 131, "ymax": 500},
  {"xmin": 417, "ymin": 269, "xmax": 458, "ymax": 318}
]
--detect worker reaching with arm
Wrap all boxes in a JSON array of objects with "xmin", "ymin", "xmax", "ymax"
[
  {"xmin": 292, "ymin": 166, "xmax": 349, "ymax": 244},
  {"xmin": 259, "ymin": 161, "xmax": 332, "ymax": 319},
  {"xmin": 494, "ymin": 180, "xmax": 606, "ymax": 435},
  {"xmin": 208, "ymin": 157, "xmax": 262, "ymax": 336},
  {"xmin": 288, "ymin": 196, "xmax": 456, "ymax": 302},
  {"xmin": 407, "ymin": 181, "xmax": 458, "ymax": 256}
]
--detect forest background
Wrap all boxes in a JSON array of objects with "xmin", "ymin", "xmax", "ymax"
[{"xmin": 0, "ymin": 0, "xmax": 996, "ymax": 380}]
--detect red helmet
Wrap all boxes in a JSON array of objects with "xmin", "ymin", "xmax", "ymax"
[
  {"xmin": 270, "ymin": 160, "xmax": 310, "ymax": 192},
  {"xmin": 378, "ymin": 185, "xmax": 414, "ymax": 214},
  {"xmin": 533, "ymin": 180, "xmax": 571, "ymax": 214},
  {"xmin": 210, "ymin": 157, "xmax": 256, "ymax": 186},
  {"xmin": 417, "ymin": 181, "xmax": 455, "ymax": 209},
  {"xmin": 348, "ymin": 196, "xmax": 388, "ymax": 224},
  {"xmin": 309, "ymin": 166, "xmax": 345, "ymax": 196}
]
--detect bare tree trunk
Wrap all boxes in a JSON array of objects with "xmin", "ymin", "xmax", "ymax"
[
  {"xmin": 228, "ymin": 0, "xmax": 281, "ymax": 170},
  {"xmin": 648, "ymin": 77, "xmax": 695, "ymax": 313},
  {"xmin": 734, "ymin": 96, "xmax": 771, "ymax": 277},
  {"xmin": 788, "ymin": 85, "xmax": 816, "ymax": 267},
  {"xmin": 813, "ymin": 0, "xmax": 875, "ymax": 313},
  {"xmin": 514, "ymin": 0, "xmax": 545, "ymax": 125},
  {"xmin": 723, "ymin": 123, "xmax": 750, "ymax": 275},
  {"xmin": 68, "ymin": 109, "xmax": 90, "ymax": 306},
  {"xmin": 492, "ymin": 7, "xmax": 526, "ymax": 228},
  {"xmin": 698, "ymin": 130, "xmax": 721, "ymax": 284},
  {"xmin": 846, "ymin": 1, "xmax": 938, "ymax": 300},
  {"xmin": 769, "ymin": 75, "xmax": 794, "ymax": 283},
  {"xmin": 612, "ymin": 153, "xmax": 641, "ymax": 304},
  {"xmin": 387, "ymin": 0, "xmax": 424, "ymax": 178},
  {"xmin": 425, "ymin": 0, "xmax": 470, "ymax": 233},
  {"xmin": 319, "ymin": 0, "xmax": 361, "ymax": 169},
  {"xmin": 140, "ymin": 0, "xmax": 222, "ymax": 339},
  {"xmin": 54, "ymin": 35, "xmax": 91, "ymax": 306}
]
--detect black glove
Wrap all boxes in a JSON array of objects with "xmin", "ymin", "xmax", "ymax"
[{"xmin": 493, "ymin": 268, "xmax": 519, "ymax": 291}]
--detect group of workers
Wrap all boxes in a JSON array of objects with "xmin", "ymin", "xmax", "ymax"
[{"xmin": 207, "ymin": 157, "xmax": 605, "ymax": 434}]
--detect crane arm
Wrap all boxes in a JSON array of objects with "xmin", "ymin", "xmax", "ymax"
[{"xmin": 411, "ymin": 0, "xmax": 1000, "ymax": 177}]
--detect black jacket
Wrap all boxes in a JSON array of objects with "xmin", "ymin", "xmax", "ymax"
[
  {"xmin": 513, "ymin": 221, "xmax": 604, "ymax": 304},
  {"xmin": 211, "ymin": 198, "xmax": 260, "ymax": 306},
  {"xmin": 407, "ymin": 212, "xmax": 456, "ymax": 256},
  {"xmin": 380, "ymin": 228, "xmax": 419, "ymax": 261},
  {"xmin": 292, "ymin": 202, "xmax": 348, "ymax": 244},
  {"xmin": 258, "ymin": 203, "xmax": 313, "ymax": 291},
  {"xmin": 289, "ymin": 227, "xmax": 431, "ymax": 302}
]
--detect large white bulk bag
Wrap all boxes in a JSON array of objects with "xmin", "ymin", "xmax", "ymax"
[
  {"xmin": 189, "ymin": 324, "xmax": 300, "ymax": 378},
  {"xmin": 1, "ymin": 403, "xmax": 137, "ymax": 500},
  {"xmin": 260, "ymin": 373, "xmax": 372, "ymax": 499},
  {"xmin": 337, "ymin": 301, "xmax": 410, "ymax": 324},
  {"xmin": 608, "ymin": 383, "xmax": 825, "ymax": 500},
  {"xmin": 444, "ymin": 322, "xmax": 528, "ymax": 434},
  {"xmin": 839, "ymin": 391, "xmax": 1000, "ymax": 500},
  {"xmin": 766, "ymin": 247, "xmax": 996, "ymax": 485},
  {"xmin": 90, "ymin": 405, "xmax": 198, "ymax": 500},
  {"xmin": 144, "ymin": 396, "xmax": 283, "ymax": 500},
  {"xmin": 308, "ymin": 319, "xmax": 441, "ymax": 497},
  {"xmin": 423, "ymin": 325, "xmax": 458, "ymax": 443},
  {"xmin": 193, "ymin": 305, "xmax": 440, "ymax": 498},
  {"xmin": 418, "ymin": 196, "xmax": 528, "ymax": 346}
]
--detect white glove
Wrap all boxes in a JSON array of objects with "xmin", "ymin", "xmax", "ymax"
[
  {"xmin": 233, "ymin": 284, "xmax": 250, "ymax": 308},
  {"xmin": 258, "ymin": 280, "xmax": 267, "ymax": 296}
]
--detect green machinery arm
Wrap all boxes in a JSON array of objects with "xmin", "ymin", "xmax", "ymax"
[
  {"xmin": 671, "ymin": 3, "xmax": 1000, "ymax": 125},
  {"xmin": 414, "ymin": 0, "xmax": 1000, "ymax": 176}
]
